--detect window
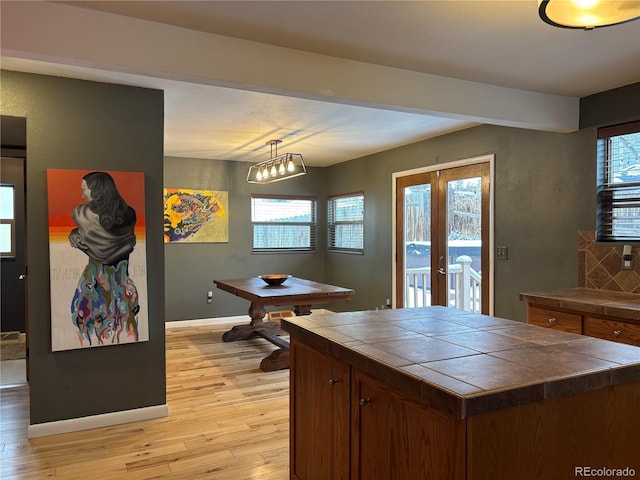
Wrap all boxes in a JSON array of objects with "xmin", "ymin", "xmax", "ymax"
[
  {"xmin": 0, "ymin": 184, "xmax": 16, "ymax": 258},
  {"xmin": 597, "ymin": 121, "xmax": 640, "ymax": 242},
  {"xmin": 251, "ymin": 194, "xmax": 316, "ymax": 252},
  {"xmin": 328, "ymin": 192, "xmax": 364, "ymax": 253}
]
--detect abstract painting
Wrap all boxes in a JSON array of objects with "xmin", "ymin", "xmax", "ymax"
[
  {"xmin": 47, "ymin": 169, "xmax": 149, "ymax": 351},
  {"xmin": 163, "ymin": 188, "xmax": 228, "ymax": 243}
]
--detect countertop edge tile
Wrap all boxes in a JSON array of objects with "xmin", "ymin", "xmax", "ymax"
[
  {"xmin": 611, "ymin": 363, "xmax": 640, "ymax": 385},
  {"xmin": 543, "ymin": 369, "xmax": 612, "ymax": 400},
  {"xmin": 464, "ymin": 383, "xmax": 545, "ymax": 417},
  {"xmin": 282, "ymin": 308, "xmax": 640, "ymax": 419}
]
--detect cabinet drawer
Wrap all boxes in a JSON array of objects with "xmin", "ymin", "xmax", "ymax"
[
  {"xmin": 527, "ymin": 305, "xmax": 582, "ymax": 334},
  {"xmin": 584, "ymin": 316, "xmax": 640, "ymax": 347}
]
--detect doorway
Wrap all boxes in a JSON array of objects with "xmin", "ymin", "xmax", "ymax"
[
  {"xmin": 1, "ymin": 115, "xmax": 28, "ymax": 387},
  {"xmin": 394, "ymin": 156, "xmax": 493, "ymax": 314}
]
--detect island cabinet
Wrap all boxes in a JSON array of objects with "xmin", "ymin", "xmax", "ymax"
[
  {"xmin": 521, "ymin": 288, "xmax": 640, "ymax": 347},
  {"xmin": 283, "ymin": 306, "xmax": 640, "ymax": 480},
  {"xmin": 290, "ymin": 338, "xmax": 465, "ymax": 480},
  {"xmin": 290, "ymin": 340, "xmax": 350, "ymax": 480},
  {"xmin": 350, "ymin": 368, "xmax": 465, "ymax": 480}
]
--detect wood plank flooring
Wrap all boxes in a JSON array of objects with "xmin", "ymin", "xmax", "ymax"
[{"xmin": 0, "ymin": 325, "xmax": 291, "ymax": 479}]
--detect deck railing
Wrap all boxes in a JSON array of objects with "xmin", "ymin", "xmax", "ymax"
[{"xmin": 405, "ymin": 256, "xmax": 481, "ymax": 312}]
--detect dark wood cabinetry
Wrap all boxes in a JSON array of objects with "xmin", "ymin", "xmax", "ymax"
[
  {"xmin": 285, "ymin": 307, "xmax": 640, "ymax": 479},
  {"xmin": 290, "ymin": 338, "xmax": 465, "ymax": 480},
  {"xmin": 521, "ymin": 288, "xmax": 640, "ymax": 347},
  {"xmin": 351, "ymin": 369, "xmax": 465, "ymax": 480},
  {"xmin": 290, "ymin": 340, "xmax": 350, "ymax": 480}
]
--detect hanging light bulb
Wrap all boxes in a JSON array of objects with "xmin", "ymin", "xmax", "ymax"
[
  {"xmin": 270, "ymin": 163, "xmax": 277, "ymax": 177},
  {"xmin": 279, "ymin": 161, "xmax": 286, "ymax": 175},
  {"xmin": 256, "ymin": 169, "xmax": 262, "ymax": 181},
  {"xmin": 287, "ymin": 157, "xmax": 295, "ymax": 172}
]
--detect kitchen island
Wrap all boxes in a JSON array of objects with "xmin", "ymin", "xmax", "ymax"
[{"xmin": 282, "ymin": 306, "xmax": 640, "ymax": 480}]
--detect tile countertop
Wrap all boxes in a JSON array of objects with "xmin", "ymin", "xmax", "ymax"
[
  {"xmin": 281, "ymin": 306, "xmax": 640, "ymax": 419},
  {"xmin": 520, "ymin": 287, "xmax": 640, "ymax": 323}
]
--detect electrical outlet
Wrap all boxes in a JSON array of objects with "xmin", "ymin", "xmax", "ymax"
[
  {"xmin": 497, "ymin": 246, "xmax": 508, "ymax": 260},
  {"xmin": 206, "ymin": 290, "xmax": 213, "ymax": 304}
]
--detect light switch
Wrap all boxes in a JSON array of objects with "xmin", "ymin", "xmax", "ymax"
[{"xmin": 497, "ymin": 246, "xmax": 508, "ymax": 260}]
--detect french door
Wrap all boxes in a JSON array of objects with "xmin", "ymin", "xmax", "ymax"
[{"xmin": 395, "ymin": 161, "xmax": 491, "ymax": 314}]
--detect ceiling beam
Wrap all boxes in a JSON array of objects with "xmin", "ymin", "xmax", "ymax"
[{"xmin": 1, "ymin": 1, "xmax": 578, "ymax": 132}]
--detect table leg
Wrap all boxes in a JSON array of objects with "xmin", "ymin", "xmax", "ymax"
[
  {"xmin": 254, "ymin": 330, "xmax": 290, "ymax": 371},
  {"xmin": 222, "ymin": 301, "xmax": 284, "ymax": 342},
  {"xmin": 257, "ymin": 306, "xmax": 310, "ymax": 371},
  {"xmin": 260, "ymin": 348, "xmax": 290, "ymax": 372}
]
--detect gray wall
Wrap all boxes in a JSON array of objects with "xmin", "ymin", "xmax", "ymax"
[
  {"xmin": 164, "ymin": 125, "xmax": 597, "ymax": 323},
  {"xmin": 325, "ymin": 125, "xmax": 596, "ymax": 321},
  {"xmin": 0, "ymin": 71, "xmax": 166, "ymax": 424},
  {"xmin": 163, "ymin": 157, "xmax": 328, "ymax": 320}
]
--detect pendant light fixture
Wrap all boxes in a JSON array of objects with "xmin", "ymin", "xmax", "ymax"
[
  {"xmin": 246, "ymin": 139, "xmax": 307, "ymax": 184},
  {"xmin": 538, "ymin": 0, "xmax": 640, "ymax": 29}
]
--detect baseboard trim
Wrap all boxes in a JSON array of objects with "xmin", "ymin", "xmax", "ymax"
[
  {"xmin": 27, "ymin": 404, "xmax": 169, "ymax": 439},
  {"xmin": 165, "ymin": 309, "xmax": 334, "ymax": 329},
  {"xmin": 165, "ymin": 315, "xmax": 247, "ymax": 329}
]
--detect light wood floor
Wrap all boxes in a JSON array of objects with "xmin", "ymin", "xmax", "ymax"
[{"xmin": 0, "ymin": 325, "xmax": 291, "ymax": 479}]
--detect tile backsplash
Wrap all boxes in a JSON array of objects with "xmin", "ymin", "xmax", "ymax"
[{"xmin": 578, "ymin": 231, "xmax": 640, "ymax": 293}]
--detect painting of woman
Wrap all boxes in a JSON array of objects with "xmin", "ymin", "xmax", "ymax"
[{"xmin": 68, "ymin": 171, "xmax": 140, "ymax": 346}]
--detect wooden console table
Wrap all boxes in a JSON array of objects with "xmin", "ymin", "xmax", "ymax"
[{"xmin": 213, "ymin": 277, "xmax": 354, "ymax": 371}]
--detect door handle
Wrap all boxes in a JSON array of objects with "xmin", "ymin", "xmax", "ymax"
[{"xmin": 437, "ymin": 255, "xmax": 447, "ymax": 275}]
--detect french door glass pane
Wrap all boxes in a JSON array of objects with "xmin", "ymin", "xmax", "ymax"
[
  {"xmin": 404, "ymin": 184, "xmax": 431, "ymax": 308},
  {"xmin": 447, "ymin": 177, "xmax": 482, "ymax": 312}
]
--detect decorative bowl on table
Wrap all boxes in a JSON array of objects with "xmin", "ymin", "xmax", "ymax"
[{"xmin": 258, "ymin": 274, "xmax": 291, "ymax": 286}]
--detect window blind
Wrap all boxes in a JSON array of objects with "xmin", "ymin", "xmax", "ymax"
[
  {"xmin": 328, "ymin": 192, "xmax": 364, "ymax": 253},
  {"xmin": 251, "ymin": 194, "xmax": 317, "ymax": 252},
  {"xmin": 597, "ymin": 121, "xmax": 640, "ymax": 241}
]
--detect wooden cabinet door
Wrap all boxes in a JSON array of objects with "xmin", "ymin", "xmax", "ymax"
[
  {"xmin": 290, "ymin": 339, "xmax": 350, "ymax": 480},
  {"xmin": 351, "ymin": 369, "xmax": 465, "ymax": 480}
]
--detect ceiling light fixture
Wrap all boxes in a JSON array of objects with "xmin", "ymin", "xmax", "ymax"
[
  {"xmin": 246, "ymin": 139, "xmax": 306, "ymax": 184},
  {"xmin": 538, "ymin": 0, "xmax": 640, "ymax": 29}
]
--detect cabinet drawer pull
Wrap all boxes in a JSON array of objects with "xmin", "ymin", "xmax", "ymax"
[
  {"xmin": 614, "ymin": 330, "xmax": 623, "ymax": 338},
  {"xmin": 359, "ymin": 397, "xmax": 371, "ymax": 407},
  {"xmin": 328, "ymin": 378, "xmax": 339, "ymax": 385},
  {"xmin": 548, "ymin": 317, "xmax": 557, "ymax": 325}
]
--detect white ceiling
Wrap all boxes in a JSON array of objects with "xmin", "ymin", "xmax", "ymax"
[{"xmin": 2, "ymin": 1, "xmax": 639, "ymax": 166}]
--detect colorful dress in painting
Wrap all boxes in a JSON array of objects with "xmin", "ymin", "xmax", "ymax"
[{"xmin": 69, "ymin": 172, "xmax": 140, "ymax": 346}]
